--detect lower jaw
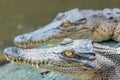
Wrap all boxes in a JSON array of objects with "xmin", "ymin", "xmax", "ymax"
[
  {"xmin": 5, "ymin": 55, "xmax": 78, "ymax": 70},
  {"xmin": 5, "ymin": 57, "xmax": 48, "ymax": 69},
  {"xmin": 14, "ymin": 33, "xmax": 73, "ymax": 48},
  {"xmin": 4, "ymin": 56, "xmax": 89, "ymax": 79},
  {"xmin": 14, "ymin": 38, "xmax": 62, "ymax": 48},
  {"xmin": 14, "ymin": 42, "xmax": 38, "ymax": 48}
]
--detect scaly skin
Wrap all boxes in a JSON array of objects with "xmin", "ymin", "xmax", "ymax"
[
  {"xmin": 3, "ymin": 38, "xmax": 120, "ymax": 80},
  {"xmin": 13, "ymin": 8, "xmax": 120, "ymax": 48}
]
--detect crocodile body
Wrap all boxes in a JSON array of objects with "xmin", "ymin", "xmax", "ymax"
[
  {"xmin": 3, "ymin": 38, "xmax": 120, "ymax": 80},
  {"xmin": 13, "ymin": 8, "xmax": 120, "ymax": 48}
]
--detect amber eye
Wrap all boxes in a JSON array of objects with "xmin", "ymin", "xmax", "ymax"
[
  {"xmin": 62, "ymin": 50, "xmax": 75, "ymax": 57},
  {"xmin": 61, "ymin": 21, "xmax": 72, "ymax": 27}
]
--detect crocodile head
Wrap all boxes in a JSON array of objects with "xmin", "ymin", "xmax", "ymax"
[
  {"xmin": 4, "ymin": 38, "xmax": 116, "ymax": 79},
  {"xmin": 14, "ymin": 8, "xmax": 120, "ymax": 48},
  {"xmin": 13, "ymin": 8, "xmax": 95, "ymax": 48}
]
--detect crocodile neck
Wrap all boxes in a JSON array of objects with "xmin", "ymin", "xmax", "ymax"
[
  {"xmin": 93, "ymin": 43, "xmax": 117, "ymax": 55},
  {"xmin": 45, "ymin": 55, "xmax": 118, "ymax": 80}
]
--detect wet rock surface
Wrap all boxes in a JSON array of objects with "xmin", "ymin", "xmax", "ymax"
[{"xmin": 0, "ymin": 63, "xmax": 76, "ymax": 80}]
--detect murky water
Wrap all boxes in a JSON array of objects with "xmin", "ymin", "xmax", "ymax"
[{"xmin": 0, "ymin": 0, "xmax": 120, "ymax": 64}]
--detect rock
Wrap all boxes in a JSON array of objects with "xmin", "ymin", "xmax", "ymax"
[{"xmin": 0, "ymin": 63, "xmax": 75, "ymax": 80}]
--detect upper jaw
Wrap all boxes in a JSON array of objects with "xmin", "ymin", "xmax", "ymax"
[{"xmin": 3, "ymin": 47, "xmax": 96, "ymax": 69}]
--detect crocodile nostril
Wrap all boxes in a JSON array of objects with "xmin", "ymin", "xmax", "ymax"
[
  {"xmin": 20, "ymin": 35, "xmax": 25, "ymax": 39},
  {"xmin": 109, "ymin": 17, "xmax": 113, "ymax": 20},
  {"xmin": 12, "ymin": 48, "xmax": 18, "ymax": 53},
  {"xmin": 106, "ymin": 13, "xmax": 111, "ymax": 15}
]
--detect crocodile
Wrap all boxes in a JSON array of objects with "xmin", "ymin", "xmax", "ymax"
[
  {"xmin": 3, "ymin": 38, "xmax": 120, "ymax": 80},
  {"xmin": 13, "ymin": 8, "xmax": 120, "ymax": 48}
]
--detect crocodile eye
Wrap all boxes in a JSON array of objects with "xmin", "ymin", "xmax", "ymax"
[
  {"xmin": 62, "ymin": 50, "xmax": 75, "ymax": 58},
  {"xmin": 61, "ymin": 21, "xmax": 72, "ymax": 27}
]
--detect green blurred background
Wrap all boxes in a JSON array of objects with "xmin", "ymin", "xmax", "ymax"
[{"xmin": 0, "ymin": 0, "xmax": 120, "ymax": 65}]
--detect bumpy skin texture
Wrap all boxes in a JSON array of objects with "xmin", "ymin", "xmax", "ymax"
[
  {"xmin": 13, "ymin": 8, "xmax": 120, "ymax": 48},
  {"xmin": 3, "ymin": 39, "xmax": 120, "ymax": 80}
]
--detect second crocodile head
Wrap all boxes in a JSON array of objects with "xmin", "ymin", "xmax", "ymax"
[
  {"xmin": 14, "ymin": 8, "xmax": 90, "ymax": 48},
  {"xmin": 14, "ymin": 8, "xmax": 119, "ymax": 48}
]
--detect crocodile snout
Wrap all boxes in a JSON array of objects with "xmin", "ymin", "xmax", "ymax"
[
  {"xmin": 3, "ymin": 47, "xmax": 21, "ymax": 59},
  {"xmin": 14, "ymin": 34, "xmax": 32, "ymax": 43}
]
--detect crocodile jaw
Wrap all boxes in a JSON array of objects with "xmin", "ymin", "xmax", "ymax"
[
  {"xmin": 13, "ymin": 8, "xmax": 87, "ymax": 48},
  {"xmin": 3, "ymin": 47, "xmax": 98, "ymax": 79},
  {"xmin": 3, "ymin": 47, "xmax": 116, "ymax": 79},
  {"xmin": 13, "ymin": 21, "xmax": 63, "ymax": 48},
  {"xmin": 3, "ymin": 47, "xmax": 61, "ymax": 68}
]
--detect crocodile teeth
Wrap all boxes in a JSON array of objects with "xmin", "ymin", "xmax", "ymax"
[
  {"xmin": 11, "ymin": 60, "xmax": 14, "ymax": 63},
  {"xmin": 5, "ymin": 56, "xmax": 9, "ymax": 61},
  {"xmin": 18, "ymin": 58, "xmax": 21, "ymax": 61},
  {"xmin": 6, "ymin": 58, "xmax": 9, "ymax": 61},
  {"xmin": 36, "ymin": 64, "xmax": 39, "ymax": 68},
  {"xmin": 32, "ymin": 63, "xmax": 34, "ymax": 66},
  {"xmin": 3, "ymin": 54, "xmax": 9, "ymax": 61}
]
